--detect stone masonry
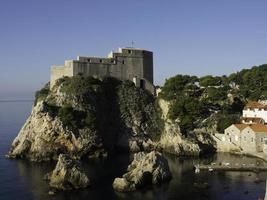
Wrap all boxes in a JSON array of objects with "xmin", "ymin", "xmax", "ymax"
[{"xmin": 50, "ymin": 47, "xmax": 155, "ymax": 94}]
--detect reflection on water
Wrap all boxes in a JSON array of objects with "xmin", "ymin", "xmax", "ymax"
[{"xmin": 0, "ymin": 102, "xmax": 267, "ymax": 200}]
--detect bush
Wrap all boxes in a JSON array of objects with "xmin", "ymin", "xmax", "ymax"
[
  {"xmin": 199, "ymin": 75, "xmax": 221, "ymax": 87},
  {"xmin": 34, "ymin": 84, "xmax": 50, "ymax": 105},
  {"xmin": 217, "ymin": 113, "xmax": 240, "ymax": 133},
  {"xmin": 58, "ymin": 106, "xmax": 75, "ymax": 127},
  {"xmin": 60, "ymin": 75, "xmax": 101, "ymax": 96}
]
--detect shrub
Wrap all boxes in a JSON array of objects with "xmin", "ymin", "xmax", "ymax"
[
  {"xmin": 217, "ymin": 113, "xmax": 240, "ymax": 133},
  {"xmin": 34, "ymin": 84, "xmax": 50, "ymax": 105},
  {"xmin": 58, "ymin": 106, "xmax": 75, "ymax": 127}
]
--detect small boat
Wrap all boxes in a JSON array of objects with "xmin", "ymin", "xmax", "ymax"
[{"xmin": 208, "ymin": 167, "xmax": 214, "ymax": 172}]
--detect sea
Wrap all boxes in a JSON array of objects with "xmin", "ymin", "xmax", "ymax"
[{"xmin": 0, "ymin": 101, "xmax": 266, "ymax": 200}]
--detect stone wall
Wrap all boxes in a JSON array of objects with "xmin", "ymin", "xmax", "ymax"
[
  {"xmin": 255, "ymin": 132, "xmax": 267, "ymax": 152},
  {"xmin": 240, "ymin": 127, "xmax": 256, "ymax": 152},
  {"xmin": 50, "ymin": 48, "xmax": 154, "ymax": 94},
  {"xmin": 224, "ymin": 125, "xmax": 242, "ymax": 147}
]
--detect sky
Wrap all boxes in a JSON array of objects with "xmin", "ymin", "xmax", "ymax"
[{"xmin": 1, "ymin": 0, "xmax": 267, "ymax": 99}]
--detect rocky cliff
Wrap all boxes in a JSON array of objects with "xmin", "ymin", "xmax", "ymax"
[
  {"xmin": 7, "ymin": 76, "xmax": 216, "ymax": 162},
  {"xmin": 7, "ymin": 76, "xmax": 163, "ymax": 161},
  {"xmin": 113, "ymin": 151, "xmax": 172, "ymax": 192},
  {"xmin": 158, "ymin": 99, "xmax": 216, "ymax": 156}
]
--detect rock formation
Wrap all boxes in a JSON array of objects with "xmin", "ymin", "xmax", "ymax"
[
  {"xmin": 112, "ymin": 151, "xmax": 172, "ymax": 192},
  {"xmin": 158, "ymin": 99, "xmax": 216, "ymax": 156},
  {"xmin": 7, "ymin": 101, "xmax": 104, "ymax": 162},
  {"xmin": 7, "ymin": 77, "xmax": 163, "ymax": 161},
  {"xmin": 45, "ymin": 154, "xmax": 90, "ymax": 191}
]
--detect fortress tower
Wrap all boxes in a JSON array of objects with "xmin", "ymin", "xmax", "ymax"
[{"xmin": 50, "ymin": 47, "xmax": 154, "ymax": 94}]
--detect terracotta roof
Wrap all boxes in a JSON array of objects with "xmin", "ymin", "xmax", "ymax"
[
  {"xmin": 244, "ymin": 101, "xmax": 267, "ymax": 109},
  {"xmin": 248, "ymin": 124, "xmax": 267, "ymax": 133},
  {"xmin": 233, "ymin": 124, "xmax": 249, "ymax": 130},
  {"xmin": 241, "ymin": 117, "xmax": 264, "ymax": 123}
]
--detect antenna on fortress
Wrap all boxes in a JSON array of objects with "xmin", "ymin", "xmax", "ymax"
[{"xmin": 131, "ymin": 41, "xmax": 134, "ymax": 48}]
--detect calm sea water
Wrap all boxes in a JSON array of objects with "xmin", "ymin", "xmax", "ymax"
[{"xmin": 0, "ymin": 101, "xmax": 266, "ymax": 200}]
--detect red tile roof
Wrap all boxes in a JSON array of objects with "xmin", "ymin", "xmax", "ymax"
[
  {"xmin": 244, "ymin": 101, "xmax": 267, "ymax": 109},
  {"xmin": 241, "ymin": 117, "xmax": 264, "ymax": 124},
  {"xmin": 233, "ymin": 124, "xmax": 249, "ymax": 131},
  {"xmin": 248, "ymin": 124, "xmax": 267, "ymax": 132}
]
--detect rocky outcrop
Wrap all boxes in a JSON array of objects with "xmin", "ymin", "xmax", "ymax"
[
  {"xmin": 7, "ymin": 101, "xmax": 104, "ymax": 162},
  {"xmin": 7, "ymin": 76, "xmax": 217, "ymax": 163},
  {"xmin": 117, "ymin": 133, "xmax": 157, "ymax": 152},
  {"xmin": 7, "ymin": 77, "xmax": 163, "ymax": 161},
  {"xmin": 45, "ymin": 154, "xmax": 90, "ymax": 191},
  {"xmin": 158, "ymin": 99, "xmax": 200, "ymax": 155},
  {"xmin": 112, "ymin": 151, "xmax": 172, "ymax": 192},
  {"xmin": 159, "ymin": 119, "xmax": 201, "ymax": 156},
  {"xmin": 158, "ymin": 99, "xmax": 216, "ymax": 156}
]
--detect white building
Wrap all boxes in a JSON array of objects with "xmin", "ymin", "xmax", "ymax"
[
  {"xmin": 224, "ymin": 124, "xmax": 267, "ymax": 153},
  {"xmin": 242, "ymin": 101, "xmax": 267, "ymax": 124}
]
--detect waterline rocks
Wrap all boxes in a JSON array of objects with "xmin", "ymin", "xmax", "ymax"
[
  {"xmin": 112, "ymin": 151, "xmax": 172, "ymax": 192},
  {"xmin": 6, "ymin": 101, "xmax": 104, "ymax": 162},
  {"xmin": 45, "ymin": 154, "xmax": 90, "ymax": 191}
]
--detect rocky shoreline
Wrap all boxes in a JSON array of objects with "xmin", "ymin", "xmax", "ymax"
[
  {"xmin": 113, "ymin": 151, "xmax": 172, "ymax": 192},
  {"xmin": 6, "ymin": 77, "xmax": 218, "ymax": 193}
]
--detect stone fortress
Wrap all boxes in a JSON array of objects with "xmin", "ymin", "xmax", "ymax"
[{"xmin": 50, "ymin": 47, "xmax": 155, "ymax": 94}]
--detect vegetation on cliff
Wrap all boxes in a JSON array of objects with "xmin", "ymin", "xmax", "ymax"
[{"xmin": 33, "ymin": 75, "xmax": 163, "ymax": 152}]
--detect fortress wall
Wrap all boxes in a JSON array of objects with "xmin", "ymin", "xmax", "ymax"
[
  {"xmin": 124, "ymin": 56, "xmax": 143, "ymax": 81},
  {"xmin": 142, "ymin": 52, "xmax": 153, "ymax": 83},
  {"xmin": 50, "ymin": 48, "xmax": 155, "ymax": 94},
  {"xmin": 110, "ymin": 63, "xmax": 123, "ymax": 80},
  {"xmin": 50, "ymin": 65, "xmax": 73, "ymax": 87},
  {"xmin": 73, "ymin": 62, "xmax": 111, "ymax": 79}
]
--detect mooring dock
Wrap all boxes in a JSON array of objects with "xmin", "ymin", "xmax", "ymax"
[{"xmin": 194, "ymin": 164, "xmax": 267, "ymax": 172}]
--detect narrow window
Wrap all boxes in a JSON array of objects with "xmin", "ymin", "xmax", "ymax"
[
  {"xmin": 99, "ymin": 59, "xmax": 102, "ymax": 63},
  {"xmin": 88, "ymin": 59, "xmax": 91, "ymax": 63},
  {"xmin": 261, "ymin": 138, "xmax": 263, "ymax": 142},
  {"xmin": 122, "ymin": 60, "xmax": 124, "ymax": 64},
  {"xmin": 128, "ymin": 50, "xmax": 131, "ymax": 54}
]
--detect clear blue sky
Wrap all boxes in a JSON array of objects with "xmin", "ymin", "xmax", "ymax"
[{"xmin": 1, "ymin": 0, "xmax": 267, "ymax": 99}]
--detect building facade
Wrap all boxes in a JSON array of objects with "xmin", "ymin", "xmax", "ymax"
[
  {"xmin": 221, "ymin": 101, "xmax": 267, "ymax": 153},
  {"xmin": 223, "ymin": 124, "xmax": 267, "ymax": 153},
  {"xmin": 50, "ymin": 47, "xmax": 155, "ymax": 94},
  {"xmin": 242, "ymin": 101, "xmax": 267, "ymax": 123}
]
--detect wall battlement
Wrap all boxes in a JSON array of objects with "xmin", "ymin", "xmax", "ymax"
[{"xmin": 50, "ymin": 47, "xmax": 155, "ymax": 94}]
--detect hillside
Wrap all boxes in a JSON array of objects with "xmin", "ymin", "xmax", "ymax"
[{"xmin": 159, "ymin": 64, "xmax": 267, "ymax": 135}]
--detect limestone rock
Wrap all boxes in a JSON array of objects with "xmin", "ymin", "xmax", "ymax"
[
  {"xmin": 159, "ymin": 119, "xmax": 200, "ymax": 156},
  {"xmin": 158, "ymin": 99, "xmax": 216, "ymax": 156},
  {"xmin": 112, "ymin": 151, "xmax": 172, "ymax": 192},
  {"xmin": 45, "ymin": 154, "xmax": 90, "ymax": 190},
  {"xmin": 117, "ymin": 133, "xmax": 157, "ymax": 152},
  {"xmin": 7, "ymin": 101, "xmax": 104, "ymax": 162},
  {"xmin": 112, "ymin": 178, "xmax": 134, "ymax": 192}
]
